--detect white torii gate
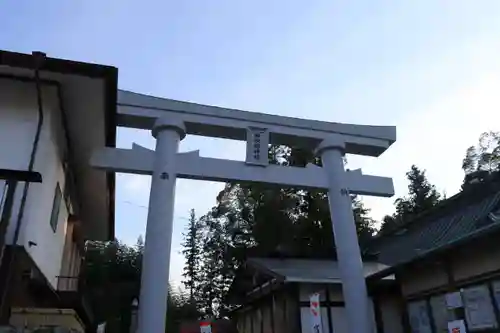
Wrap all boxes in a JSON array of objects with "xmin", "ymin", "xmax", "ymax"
[{"xmin": 91, "ymin": 91, "xmax": 396, "ymax": 333}]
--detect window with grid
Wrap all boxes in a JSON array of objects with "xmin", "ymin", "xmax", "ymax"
[{"xmin": 462, "ymin": 284, "xmax": 497, "ymax": 331}]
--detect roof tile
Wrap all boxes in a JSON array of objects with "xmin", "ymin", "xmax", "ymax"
[{"xmin": 371, "ymin": 191, "xmax": 500, "ymax": 266}]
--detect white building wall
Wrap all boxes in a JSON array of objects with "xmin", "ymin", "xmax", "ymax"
[{"xmin": 0, "ymin": 78, "xmax": 71, "ymax": 289}]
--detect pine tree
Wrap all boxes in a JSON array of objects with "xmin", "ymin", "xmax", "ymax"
[
  {"xmin": 181, "ymin": 209, "xmax": 202, "ymax": 301},
  {"xmin": 379, "ymin": 165, "xmax": 441, "ymax": 234}
]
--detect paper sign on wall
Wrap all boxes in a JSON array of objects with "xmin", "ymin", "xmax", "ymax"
[
  {"xmin": 200, "ymin": 322, "xmax": 212, "ymax": 333},
  {"xmin": 448, "ymin": 320, "xmax": 467, "ymax": 333},
  {"xmin": 446, "ymin": 292, "xmax": 463, "ymax": 309},
  {"xmin": 310, "ymin": 292, "xmax": 323, "ymax": 333}
]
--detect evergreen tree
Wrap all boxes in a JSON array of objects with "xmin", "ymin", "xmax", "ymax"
[
  {"xmin": 181, "ymin": 209, "xmax": 202, "ymax": 301},
  {"xmin": 462, "ymin": 131, "xmax": 500, "ymax": 188},
  {"xmin": 198, "ymin": 213, "xmax": 228, "ymax": 317},
  {"xmin": 135, "ymin": 235, "xmax": 144, "ymax": 252},
  {"xmin": 352, "ymin": 195, "xmax": 376, "ymax": 245},
  {"xmin": 379, "ymin": 165, "xmax": 441, "ymax": 234}
]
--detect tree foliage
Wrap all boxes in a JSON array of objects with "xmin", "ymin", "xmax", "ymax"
[
  {"xmin": 379, "ymin": 165, "xmax": 442, "ymax": 234},
  {"xmin": 83, "ymin": 238, "xmax": 199, "ymax": 332},
  {"xmin": 462, "ymin": 131, "xmax": 500, "ymax": 188},
  {"xmin": 83, "ymin": 239, "xmax": 142, "ymax": 332},
  {"xmin": 181, "ymin": 209, "xmax": 202, "ymax": 301}
]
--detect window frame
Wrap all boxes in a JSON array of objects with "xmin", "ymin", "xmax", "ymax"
[
  {"xmin": 407, "ymin": 299, "xmax": 433, "ymax": 333},
  {"xmin": 406, "ymin": 277, "xmax": 500, "ymax": 333},
  {"xmin": 462, "ymin": 284, "xmax": 498, "ymax": 331},
  {"xmin": 404, "ymin": 270, "xmax": 500, "ymax": 333}
]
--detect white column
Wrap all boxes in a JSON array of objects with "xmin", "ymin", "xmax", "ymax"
[
  {"xmin": 137, "ymin": 117, "xmax": 186, "ymax": 333},
  {"xmin": 130, "ymin": 299, "xmax": 138, "ymax": 333},
  {"xmin": 316, "ymin": 136, "xmax": 373, "ymax": 333}
]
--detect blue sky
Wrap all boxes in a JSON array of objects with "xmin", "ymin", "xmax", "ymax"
[{"xmin": 2, "ymin": 0, "xmax": 500, "ymax": 286}]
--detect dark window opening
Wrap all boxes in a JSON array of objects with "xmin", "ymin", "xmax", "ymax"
[{"xmin": 50, "ymin": 183, "xmax": 62, "ymax": 232}]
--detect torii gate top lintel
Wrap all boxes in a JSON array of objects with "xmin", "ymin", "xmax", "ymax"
[{"xmin": 117, "ymin": 90, "xmax": 396, "ymax": 157}]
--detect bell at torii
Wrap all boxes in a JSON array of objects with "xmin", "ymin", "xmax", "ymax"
[{"xmin": 91, "ymin": 90, "xmax": 396, "ymax": 333}]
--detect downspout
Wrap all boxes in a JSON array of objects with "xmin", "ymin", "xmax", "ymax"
[
  {"xmin": 12, "ymin": 51, "xmax": 47, "ymax": 245},
  {"xmin": 0, "ymin": 51, "xmax": 46, "ymax": 321}
]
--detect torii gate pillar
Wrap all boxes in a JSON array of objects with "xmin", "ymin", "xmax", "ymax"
[
  {"xmin": 317, "ymin": 137, "xmax": 372, "ymax": 333},
  {"xmin": 137, "ymin": 118, "xmax": 186, "ymax": 333}
]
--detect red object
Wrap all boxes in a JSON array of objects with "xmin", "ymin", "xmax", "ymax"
[
  {"xmin": 180, "ymin": 319, "xmax": 238, "ymax": 333},
  {"xmin": 311, "ymin": 300, "xmax": 319, "ymax": 316}
]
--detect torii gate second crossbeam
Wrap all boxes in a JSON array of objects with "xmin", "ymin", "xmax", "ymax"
[{"xmin": 91, "ymin": 90, "xmax": 397, "ymax": 333}]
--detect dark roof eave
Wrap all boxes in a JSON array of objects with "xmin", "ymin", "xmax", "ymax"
[
  {"xmin": 0, "ymin": 50, "xmax": 118, "ymax": 240},
  {"xmin": 247, "ymin": 258, "xmax": 287, "ymax": 281},
  {"xmin": 0, "ymin": 169, "xmax": 42, "ymax": 183},
  {"xmin": 370, "ymin": 176, "xmax": 500, "ymax": 243},
  {"xmin": 367, "ymin": 221, "xmax": 500, "ymax": 283}
]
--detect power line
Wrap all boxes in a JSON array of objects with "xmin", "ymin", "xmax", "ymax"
[{"xmin": 121, "ymin": 200, "xmax": 148, "ymax": 210}]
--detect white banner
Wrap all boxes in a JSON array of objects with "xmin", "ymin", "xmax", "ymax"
[
  {"xmin": 310, "ymin": 292, "xmax": 323, "ymax": 333},
  {"xmin": 200, "ymin": 321, "xmax": 212, "ymax": 333},
  {"xmin": 448, "ymin": 319, "xmax": 467, "ymax": 333}
]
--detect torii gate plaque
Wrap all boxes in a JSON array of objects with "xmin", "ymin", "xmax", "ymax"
[{"xmin": 91, "ymin": 90, "xmax": 396, "ymax": 333}]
